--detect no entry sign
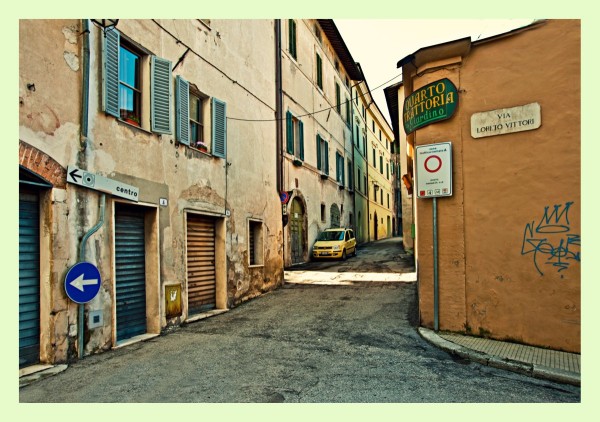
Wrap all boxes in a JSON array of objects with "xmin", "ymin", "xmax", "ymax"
[{"xmin": 415, "ymin": 142, "xmax": 453, "ymax": 199}]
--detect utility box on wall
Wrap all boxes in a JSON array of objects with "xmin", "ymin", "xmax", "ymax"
[{"xmin": 165, "ymin": 284, "xmax": 182, "ymax": 318}]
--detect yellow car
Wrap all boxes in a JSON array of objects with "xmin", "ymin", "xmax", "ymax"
[{"xmin": 312, "ymin": 228, "xmax": 357, "ymax": 260}]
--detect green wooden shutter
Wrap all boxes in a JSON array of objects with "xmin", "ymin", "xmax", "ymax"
[
  {"xmin": 103, "ymin": 29, "xmax": 120, "ymax": 118},
  {"xmin": 289, "ymin": 19, "xmax": 297, "ymax": 59},
  {"xmin": 316, "ymin": 134, "xmax": 321, "ymax": 170},
  {"xmin": 316, "ymin": 54, "xmax": 322, "ymax": 89},
  {"xmin": 324, "ymin": 141, "xmax": 329, "ymax": 175},
  {"xmin": 286, "ymin": 111, "xmax": 294, "ymax": 154},
  {"xmin": 212, "ymin": 98, "xmax": 227, "ymax": 158},
  {"xmin": 151, "ymin": 56, "xmax": 172, "ymax": 134},
  {"xmin": 298, "ymin": 120, "xmax": 304, "ymax": 161},
  {"xmin": 176, "ymin": 76, "xmax": 190, "ymax": 145}
]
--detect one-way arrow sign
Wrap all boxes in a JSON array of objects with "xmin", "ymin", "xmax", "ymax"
[
  {"xmin": 64, "ymin": 262, "xmax": 102, "ymax": 304},
  {"xmin": 67, "ymin": 165, "xmax": 139, "ymax": 202}
]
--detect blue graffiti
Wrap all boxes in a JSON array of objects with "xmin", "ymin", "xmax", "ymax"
[{"xmin": 521, "ymin": 202, "xmax": 580, "ymax": 276}]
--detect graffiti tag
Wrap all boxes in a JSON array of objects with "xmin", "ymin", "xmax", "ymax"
[{"xmin": 521, "ymin": 202, "xmax": 580, "ymax": 276}]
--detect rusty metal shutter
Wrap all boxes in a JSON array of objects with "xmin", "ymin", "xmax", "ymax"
[
  {"xmin": 19, "ymin": 188, "xmax": 40, "ymax": 367},
  {"xmin": 115, "ymin": 204, "xmax": 147, "ymax": 342},
  {"xmin": 187, "ymin": 215, "xmax": 216, "ymax": 314}
]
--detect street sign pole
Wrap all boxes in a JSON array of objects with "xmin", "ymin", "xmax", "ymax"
[
  {"xmin": 433, "ymin": 197, "xmax": 439, "ymax": 332},
  {"xmin": 415, "ymin": 142, "xmax": 452, "ymax": 333}
]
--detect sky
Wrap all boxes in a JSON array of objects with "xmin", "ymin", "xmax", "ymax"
[{"xmin": 334, "ymin": 19, "xmax": 535, "ymax": 125}]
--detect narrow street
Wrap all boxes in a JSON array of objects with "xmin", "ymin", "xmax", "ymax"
[{"xmin": 19, "ymin": 238, "xmax": 579, "ymax": 403}]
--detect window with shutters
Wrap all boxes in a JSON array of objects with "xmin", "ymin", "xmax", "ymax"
[
  {"xmin": 176, "ymin": 76, "xmax": 226, "ymax": 158},
  {"xmin": 103, "ymin": 30, "xmax": 171, "ymax": 134},
  {"xmin": 335, "ymin": 152, "xmax": 344, "ymax": 186},
  {"xmin": 248, "ymin": 220, "xmax": 264, "ymax": 266},
  {"xmin": 289, "ymin": 19, "xmax": 297, "ymax": 60},
  {"xmin": 286, "ymin": 111, "xmax": 304, "ymax": 162},
  {"xmin": 316, "ymin": 53, "xmax": 323, "ymax": 90},
  {"xmin": 347, "ymin": 160, "xmax": 353, "ymax": 191},
  {"xmin": 316, "ymin": 134, "xmax": 329, "ymax": 176}
]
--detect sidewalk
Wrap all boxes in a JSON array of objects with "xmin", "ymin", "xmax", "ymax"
[{"xmin": 418, "ymin": 327, "xmax": 580, "ymax": 386}]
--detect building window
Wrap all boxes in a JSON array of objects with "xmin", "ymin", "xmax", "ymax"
[
  {"xmin": 347, "ymin": 160, "xmax": 353, "ymax": 190},
  {"xmin": 176, "ymin": 76, "xmax": 226, "ymax": 158},
  {"xmin": 314, "ymin": 24, "xmax": 322, "ymax": 44},
  {"xmin": 118, "ymin": 43, "xmax": 141, "ymax": 125},
  {"xmin": 380, "ymin": 189, "xmax": 383, "ymax": 205},
  {"xmin": 321, "ymin": 203, "xmax": 326, "ymax": 222},
  {"xmin": 380, "ymin": 156, "xmax": 384, "ymax": 174},
  {"xmin": 103, "ymin": 29, "xmax": 172, "ymax": 134},
  {"xmin": 386, "ymin": 162, "xmax": 390, "ymax": 179},
  {"xmin": 379, "ymin": 129, "xmax": 382, "ymax": 141},
  {"xmin": 248, "ymin": 220, "xmax": 264, "ymax": 266},
  {"xmin": 387, "ymin": 193, "xmax": 390, "ymax": 209},
  {"xmin": 372, "ymin": 149, "xmax": 376, "ymax": 167},
  {"xmin": 362, "ymin": 104, "xmax": 366, "ymax": 119},
  {"xmin": 336, "ymin": 83, "xmax": 341, "ymax": 114},
  {"xmin": 357, "ymin": 168, "xmax": 362, "ymax": 192},
  {"xmin": 372, "ymin": 120, "xmax": 375, "ymax": 132},
  {"xmin": 189, "ymin": 92, "xmax": 206, "ymax": 149},
  {"xmin": 316, "ymin": 134, "xmax": 329, "ymax": 175},
  {"xmin": 345, "ymin": 96, "xmax": 351, "ymax": 125},
  {"xmin": 286, "ymin": 111, "xmax": 304, "ymax": 160},
  {"xmin": 289, "ymin": 19, "xmax": 297, "ymax": 60},
  {"xmin": 335, "ymin": 152, "xmax": 345, "ymax": 186},
  {"xmin": 362, "ymin": 130, "xmax": 367, "ymax": 157},
  {"xmin": 316, "ymin": 53, "xmax": 323, "ymax": 89}
]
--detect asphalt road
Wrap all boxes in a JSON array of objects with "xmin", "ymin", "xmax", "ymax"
[{"xmin": 19, "ymin": 238, "xmax": 580, "ymax": 404}]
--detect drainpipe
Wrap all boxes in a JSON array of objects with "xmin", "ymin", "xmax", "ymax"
[
  {"xmin": 77, "ymin": 18, "xmax": 103, "ymax": 359},
  {"xmin": 275, "ymin": 19, "xmax": 286, "ymax": 270},
  {"xmin": 275, "ymin": 19, "xmax": 283, "ymax": 194}
]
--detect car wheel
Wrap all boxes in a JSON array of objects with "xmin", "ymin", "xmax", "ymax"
[
  {"xmin": 342, "ymin": 249, "xmax": 347, "ymax": 261},
  {"xmin": 352, "ymin": 247, "xmax": 357, "ymax": 257}
]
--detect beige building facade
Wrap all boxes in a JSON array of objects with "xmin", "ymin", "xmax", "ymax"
[
  {"xmin": 19, "ymin": 19, "xmax": 284, "ymax": 366},
  {"xmin": 366, "ymin": 103, "xmax": 395, "ymax": 241},
  {"xmin": 281, "ymin": 19, "xmax": 361, "ymax": 266},
  {"xmin": 387, "ymin": 20, "xmax": 580, "ymax": 352}
]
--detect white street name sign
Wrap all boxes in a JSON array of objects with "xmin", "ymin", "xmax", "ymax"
[
  {"xmin": 471, "ymin": 102, "xmax": 541, "ymax": 139},
  {"xmin": 67, "ymin": 165, "xmax": 139, "ymax": 202}
]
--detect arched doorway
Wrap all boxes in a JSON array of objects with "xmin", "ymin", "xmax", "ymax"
[
  {"xmin": 330, "ymin": 204, "xmax": 340, "ymax": 228},
  {"xmin": 290, "ymin": 198, "xmax": 305, "ymax": 264}
]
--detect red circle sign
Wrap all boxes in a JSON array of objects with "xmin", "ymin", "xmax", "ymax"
[{"xmin": 424, "ymin": 155, "xmax": 442, "ymax": 173}]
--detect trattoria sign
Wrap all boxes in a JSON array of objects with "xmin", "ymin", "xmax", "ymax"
[{"xmin": 403, "ymin": 78, "xmax": 458, "ymax": 135}]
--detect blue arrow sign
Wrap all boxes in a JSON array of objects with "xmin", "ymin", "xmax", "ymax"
[{"xmin": 64, "ymin": 262, "xmax": 102, "ymax": 304}]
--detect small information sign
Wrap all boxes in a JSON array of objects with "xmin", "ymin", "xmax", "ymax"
[{"xmin": 415, "ymin": 142, "xmax": 453, "ymax": 199}]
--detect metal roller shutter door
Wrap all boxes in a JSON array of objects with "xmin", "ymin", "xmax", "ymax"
[
  {"xmin": 115, "ymin": 205, "xmax": 147, "ymax": 342},
  {"xmin": 19, "ymin": 189, "xmax": 40, "ymax": 367},
  {"xmin": 187, "ymin": 215, "xmax": 216, "ymax": 314}
]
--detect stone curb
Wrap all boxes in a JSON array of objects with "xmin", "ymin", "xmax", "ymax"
[
  {"xmin": 19, "ymin": 364, "xmax": 68, "ymax": 388},
  {"xmin": 417, "ymin": 328, "xmax": 580, "ymax": 387}
]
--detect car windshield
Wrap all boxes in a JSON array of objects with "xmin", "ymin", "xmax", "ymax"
[{"xmin": 317, "ymin": 231, "xmax": 344, "ymax": 241}]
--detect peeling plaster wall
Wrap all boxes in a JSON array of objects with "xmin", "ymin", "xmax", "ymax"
[{"xmin": 19, "ymin": 19, "xmax": 284, "ymax": 364}]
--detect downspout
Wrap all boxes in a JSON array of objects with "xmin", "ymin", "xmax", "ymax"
[
  {"xmin": 275, "ymin": 19, "xmax": 283, "ymax": 194},
  {"xmin": 275, "ymin": 19, "xmax": 286, "ymax": 271},
  {"xmin": 78, "ymin": 19, "xmax": 108, "ymax": 359}
]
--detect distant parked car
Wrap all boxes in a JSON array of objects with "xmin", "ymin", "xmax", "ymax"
[{"xmin": 312, "ymin": 228, "xmax": 356, "ymax": 260}]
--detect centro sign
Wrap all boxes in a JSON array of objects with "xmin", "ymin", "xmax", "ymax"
[
  {"xmin": 67, "ymin": 165, "xmax": 139, "ymax": 202},
  {"xmin": 403, "ymin": 78, "xmax": 458, "ymax": 135}
]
